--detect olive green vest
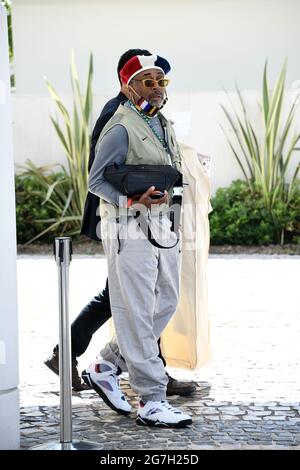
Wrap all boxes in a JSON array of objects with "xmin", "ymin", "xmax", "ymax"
[{"xmin": 97, "ymin": 103, "xmax": 182, "ymax": 218}]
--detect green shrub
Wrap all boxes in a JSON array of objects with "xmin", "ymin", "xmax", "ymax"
[
  {"xmin": 209, "ymin": 180, "xmax": 300, "ymax": 245},
  {"xmin": 15, "ymin": 53, "xmax": 94, "ymax": 245},
  {"xmin": 45, "ymin": 52, "xmax": 93, "ymax": 218},
  {"xmin": 221, "ymin": 61, "xmax": 300, "ymax": 212},
  {"xmin": 15, "ymin": 172, "xmax": 72, "ymax": 244}
]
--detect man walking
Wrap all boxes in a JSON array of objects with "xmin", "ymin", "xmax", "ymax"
[
  {"xmin": 44, "ymin": 49, "xmax": 196, "ymax": 398},
  {"xmin": 83, "ymin": 52, "xmax": 192, "ymax": 427}
]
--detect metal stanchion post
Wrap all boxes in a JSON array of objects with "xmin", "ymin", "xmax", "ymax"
[
  {"xmin": 32, "ymin": 237, "xmax": 100, "ymax": 450},
  {"xmin": 56, "ymin": 237, "xmax": 72, "ymax": 447}
]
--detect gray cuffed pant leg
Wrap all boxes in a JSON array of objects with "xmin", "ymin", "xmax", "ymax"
[{"xmin": 101, "ymin": 216, "xmax": 181, "ymax": 402}]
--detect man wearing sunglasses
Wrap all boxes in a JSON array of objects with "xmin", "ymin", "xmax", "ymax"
[
  {"xmin": 83, "ymin": 53, "xmax": 193, "ymax": 428},
  {"xmin": 44, "ymin": 49, "xmax": 196, "ymax": 400}
]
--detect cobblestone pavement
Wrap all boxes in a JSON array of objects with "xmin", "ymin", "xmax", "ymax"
[{"xmin": 18, "ymin": 255, "xmax": 300, "ymax": 450}]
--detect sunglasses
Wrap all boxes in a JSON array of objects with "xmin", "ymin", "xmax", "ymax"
[{"xmin": 132, "ymin": 78, "xmax": 170, "ymax": 88}]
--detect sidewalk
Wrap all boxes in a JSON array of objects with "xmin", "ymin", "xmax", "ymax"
[{"xmin": 18, "ymin": 255, "xmax": 300, "ymax": 450}]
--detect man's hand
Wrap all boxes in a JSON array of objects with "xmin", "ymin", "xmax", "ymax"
[{"xmin": 133, "ymin": 186, "xmax": 168, "ymax": 209}]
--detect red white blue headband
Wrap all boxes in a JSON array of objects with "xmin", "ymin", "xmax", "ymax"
[{"xmin": 120, "ymin": 54, "xmax": 171, "ymax": 85}]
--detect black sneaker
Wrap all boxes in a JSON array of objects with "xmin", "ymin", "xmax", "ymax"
[{"xmin": 44, "ymin": 346, "xmax": 90, "ymax": 391}]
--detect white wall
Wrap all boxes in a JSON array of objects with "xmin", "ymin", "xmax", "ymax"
[
  {"xmin": 0, "ymin": 5, "xmax": 20, "ymax": 450},
  {"xmin": 12, "ymin": 0, "xmax": 300, "ymax": 95},
  {"xmin": 10, "ymin": 0, "xmax": 300, "ymax": 192}
]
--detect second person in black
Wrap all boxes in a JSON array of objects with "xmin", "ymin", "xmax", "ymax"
[{"xmin": 44, "ymin": 48, "xmax": 196, "ymax": 397}]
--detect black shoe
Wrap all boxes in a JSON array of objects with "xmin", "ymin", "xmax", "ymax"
[
  {"xmin": 44, "ymin": 346, "xmax": 90, "ymax": 391},
  {"xmin": 166, "ymin": 374, "xmax": 197, "ymax": 397}
]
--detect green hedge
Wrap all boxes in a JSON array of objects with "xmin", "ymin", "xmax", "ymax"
[
  {"xmin": 15, "ymin": 173, "xmax": 62, "ymax": 244},
  {"xmin": 209, "ymin": 180, "xmax": 300, "ymax": 245},
  {"xmin": 16, "ymin": 173, "xmax": 300, "ymax": 245}
]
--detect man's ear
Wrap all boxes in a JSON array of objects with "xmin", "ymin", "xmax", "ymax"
[
  {"xmin": 127, "ymin": 84, "xmax": 139, "ymax": 103},
  {"xmin": 126, "ymin": 85, "xmax": 133, "ymax": 101}
]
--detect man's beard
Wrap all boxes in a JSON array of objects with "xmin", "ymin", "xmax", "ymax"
[{"xmin": 129, "ymin": 86, "xmax": 168, "ymax": 116}]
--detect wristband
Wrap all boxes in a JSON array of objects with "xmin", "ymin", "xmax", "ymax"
[{"xmin": 127, "ymin": 197, "xmax": 133, "ymax": 208}]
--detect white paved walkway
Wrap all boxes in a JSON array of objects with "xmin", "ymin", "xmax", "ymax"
[{"xmin": 17, "ymin": 255, "xmax": 300, "ymax": 449}]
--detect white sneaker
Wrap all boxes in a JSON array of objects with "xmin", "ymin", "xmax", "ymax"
[
  {"xmin": 82, "ymin": 359, "xmax": 131, "ymax": 416},
  {"xmin": 136, "ymin": 400, "xmax": 192, "ymax": 428}
]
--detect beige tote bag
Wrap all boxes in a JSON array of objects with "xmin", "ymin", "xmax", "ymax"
[{"xmin": 160, "ymin": 143, "xmax": 212, "ymax": 369}]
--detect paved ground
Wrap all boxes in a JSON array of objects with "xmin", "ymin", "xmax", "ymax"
[{"xmin": 18, "ymin": 255, "xmax": 300, "ymax": 450}]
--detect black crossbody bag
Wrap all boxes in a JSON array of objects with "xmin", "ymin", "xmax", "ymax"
[
  {"xmin": 104, "ymin": 163, "xmax": 181, "ymax": 196},
  {"xmin": 104, "ymin": 163, "xmax": 182, "ymax": 249}
]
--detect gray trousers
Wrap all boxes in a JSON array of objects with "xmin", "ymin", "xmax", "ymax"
[{"xmin": 101, "ymin": 215, "xmax": 181, "ymax": 402}]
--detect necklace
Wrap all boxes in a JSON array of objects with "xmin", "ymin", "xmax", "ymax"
[{"xmin": 128, "ymin": 100, "xmax": 168, "ymax": 149}]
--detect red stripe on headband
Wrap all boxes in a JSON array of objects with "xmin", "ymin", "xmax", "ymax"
[{"xmin": 120, "ymin": 56, "xmax": 142, "ymax": 85}]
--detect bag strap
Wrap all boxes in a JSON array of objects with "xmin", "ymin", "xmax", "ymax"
[
  {"xmin": 142, "ymin": 214, "xmax": 179, "ymax": 250},
  {"xmin": 116, "ymin": 191, "xmax": 183, "ymax": 251},
  {"xmin": 135, "ymin": 207, "xmax": 181, "ymax": 250}
]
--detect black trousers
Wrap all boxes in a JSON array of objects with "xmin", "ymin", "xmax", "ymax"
[{"xmin": 70, "ymin": 278, "xmax": 166, "ymax": 367}]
